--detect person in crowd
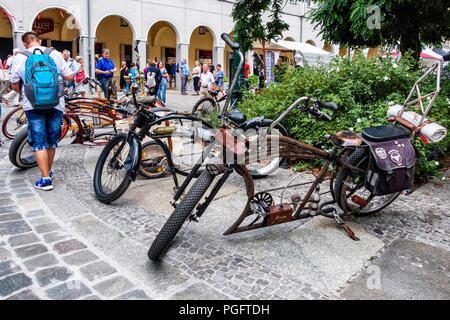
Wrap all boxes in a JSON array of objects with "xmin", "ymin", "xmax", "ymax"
[
  {"xmin": 62, "ymin": 49, "xmax": 81, "ymax": 97},
  {"xmin": 199, "ymin": 63, "xmax": 215, "ymax": 98},
  {"xmin": 2, "ymin": 55, "xmax": 11, "ymax": 69},
  {"xmin": 11, "ymin": 31, "xmax": 73, "ymax": 191},
  {"xmin": 192, "ymin": 60, "xmax": 201, "ymax": 96},
  {"xmin": 157, "ymin": 61, "xmax": 168, "ymax": 103},
  {"xmin": 125, "ymin": 62, "xmax": 137, "ymax": 92},
  {"xmin": 207, "ymin": 59, "xmax": 215, "ymax": 75},
  {"xmin": 95, "ymin": 48, "xmax": 116, "ymax": 98},
  {"xmin": 169, "ymin": 59, "xmax": 177, "ymax": 89},
  {"xmin": 214, "ymin": 64, "xmax": 224, "ymax": 89},
  {"xmin": 74, "ymin": 56, "xmax": 86, "ymax": 97},
  {"xmin": 144, "ymin": 60, "xmax": 161, "ymax": 96},
  {"xmin": 2, "ymin": 49, "xmax": 21, "ymax": 106},
  {"xmin": 245, "ymin": 57, "xmax": 250, "ymax": 79},
  {"xmin": 119, "ymin": 61, "xmax": 128, "ymax": 91},
  {"xmin": 178, "ymin": 58, "xmax": 189, "ymax": 95}
]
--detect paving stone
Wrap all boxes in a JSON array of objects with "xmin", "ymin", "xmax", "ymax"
[
  {"xmin": 43, "ymin": 230, "xmax": 71, "ymax": 244},
  {"xmin": 28, "ymin": 217, "xmax": 53, "ymax": 226},
  {"xmin": 24, "ymin": 253, "xmax": 59, "ymax": 272},
  {"xmin": 10, "ymin": 188, "xmax": 30, "ymax": 194},
  {"xmin": 0, "ymin": 213, "xmax": 22, "ymax": 222},
  {"xmin": 0, "ymin": 247, "xmax": 11, "ymax": 260},
  {"xmin": 79, "ymin": 260, "xmax": 117, "ymax": 282},
  {"xmin": 8, "ymin": 233, "xmax": 40, "ymax": 247},
  {"xmin": 169, "ymin": 283, "xmax": 231, "ymax": 300},
  {"xmin": 0, "ymin": 206, "xmax": 19, "ymax": 214},
  {"xmin": 15, "ymin": 243, "xmax": 48, "ymax": 259},
  {"xmin": 35, "ymin": 223, "xmax": 62, "ymax": 234},
  {"xmin": 0, "ymin": 192, "xmax": 12, "ymax": 199},
  {"xmin": 0, "ymin": 198, "xmax": 14, "ymax": 207},
  {"xmin": 25, "ymin": 210, "xmax": 46, "ymax": 218},
  {"xmin": 93, "ymin": 276, "xmax": 135, "ymax": 298},
  {"xmin": 45, "ymin": 280, "xmax": 91, "ymax": 300},
  {"xmin": 35, "ymin": 266, "xmax": 73, "ymax": 287},
  {"xmin": 0, "ymin": 273, "xmax": 33, "ymax": 297},
  {"xmin": 83, "ymin": 295, "xmax": 101, "ymax": 300},
  {"xmin": 16, "ymin": 193, "xmax": 34, "ymax": 199},
  {"xmin": 5, "ymin": 289, "xmax": 41, "ymax": 300},
  {"xmin": 0, "ymin": 220, "xmax": 32, "ymax": 236},
  {"xmin": 115, "ymin": 289, "xmax": 151, "ymax": 300},
  {"xmin": 54, "ymin": 239, "xmax": 87, "ymax": 255},
  {"xmin": 0, "ymin": 260, "xmax": 21, "ymax": 278},
  {"xmin": 62, "ymin": 250, "xmax": 99, "ymax": 266}
]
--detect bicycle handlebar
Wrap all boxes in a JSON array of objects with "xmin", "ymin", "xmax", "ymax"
[
  {"xmin": 317, "ymin": 100, "xmax": 338, "ymax": 112},
  {"xmin": 221, "ymin": 33, "xmax": 240, "ymax": 51}
]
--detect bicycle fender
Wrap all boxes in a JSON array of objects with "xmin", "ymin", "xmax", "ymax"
[{"xmin": 124, "ymin": 135, "xmax": 142, "ymax": 181}]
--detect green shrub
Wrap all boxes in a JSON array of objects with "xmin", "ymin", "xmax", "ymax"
[{"xmin": 238, "ymin": 54, "xmax": 449, "ymax": 181}]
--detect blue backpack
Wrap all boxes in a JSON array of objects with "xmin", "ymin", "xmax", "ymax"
[{"xmin": 22, "ymin": 48, "xmax": 63, "ymax": 109}]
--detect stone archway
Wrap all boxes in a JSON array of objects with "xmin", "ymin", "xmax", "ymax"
[
  {"xmin": 147, "ymin": 21, "xmax": 179, "ymax": 66},
  {"xmin": 0, "ymin": 7, "xmax": 14, "ymax": 62},
  {"xmin": 30, "ymin": 8, "xmax": 81, "ymax": 56},
  {"xmin": 95, "ymin": 15, "xmax": 134, "ymax": 83},
  {"xmin": 189, "ymin": 26, "xmax": 214, "ymax": 72}
]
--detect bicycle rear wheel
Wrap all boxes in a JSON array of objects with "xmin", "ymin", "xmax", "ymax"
[
  {"xmin": 334, "ymin": 147, "xmax": 400, "ymax": 216},
  {"xmin": 9, "ymin": 127, "xmax": 37, "ymax": 169},
  {"xmin": 192, "ymin": 97, "xmax": 218, "ymax": 117},
  {"xmin": 147, "ymin": 170, "xmax": 214, "ymax": 261}
]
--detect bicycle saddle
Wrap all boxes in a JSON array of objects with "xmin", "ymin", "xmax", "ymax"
[
  {"xmin": 226, "ymin": 110, "xmax": 247, "ymax": 124},
  {"xmin": 327, "ymin": 131, "xmax": 362, "ymax": 147},
  {"xmin": 362, "ymin": 124, "xmax": 409, "ymax": 142},
  {"xmin": 208, "ymin": 90, "xmax": 220, "ymax": 97},
  {"xmin": 136, "ymin": 96, "xmax": 158, "ymax": 106}
]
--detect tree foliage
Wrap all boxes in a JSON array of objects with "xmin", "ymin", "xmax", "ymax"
[
  {"xmin": 232, "ymin": 0, "xmax": 290, "ymax": 52},
  {"xmin": 310, "ymin": 0, "xmax": 450, "ymax": 60}
]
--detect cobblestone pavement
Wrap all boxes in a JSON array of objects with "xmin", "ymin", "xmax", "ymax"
[{"xmin": 0, "ymin": 92, "xmax": 449, "ymax": 300}]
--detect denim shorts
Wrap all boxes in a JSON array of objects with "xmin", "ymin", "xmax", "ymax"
[{"xmin": 25, "ymin": 109, "xmax": 64, "ymax": 151}]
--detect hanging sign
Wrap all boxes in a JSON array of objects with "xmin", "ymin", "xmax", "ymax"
[
  {"xmin": 265, "ymin": 51, "xmax": 275, "ymax": 82},
  {"xmin": 33, "ymin": 18, "xmax": 54, "ymax": 35}
]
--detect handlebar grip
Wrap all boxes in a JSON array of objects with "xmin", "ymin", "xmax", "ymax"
[
  {"xmin": 317, "ymin": 100, "xmax": 338, "ymax": 112},
  {"xmin": 221, "ymin": 33, "xmax": 240, "ymax": 51}
]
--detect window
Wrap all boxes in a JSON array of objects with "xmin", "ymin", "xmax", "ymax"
[{"xmin": 289, "ymin": 0, "xmax": 298, "ymax": 4}]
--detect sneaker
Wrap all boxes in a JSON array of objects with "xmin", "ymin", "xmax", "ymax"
[
  {"xmin": 35, "ymin": 178, "xmax": 53, "ymax": 191},
  {"xmin": 49, "ymin": 170, "xmax": 55, "ymax": 180}
]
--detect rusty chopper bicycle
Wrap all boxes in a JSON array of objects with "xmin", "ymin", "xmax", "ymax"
[{"xmin": 147, "ymin": 33, "xmax": 446, "ymax": 261}]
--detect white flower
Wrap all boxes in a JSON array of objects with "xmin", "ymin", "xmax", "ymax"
[
  {"xmin": 388, "ymin": 101, "xmax": 395, "ymax": 106},
  {"xmin": 357, "ymin": 118, "xmax": 361, "ymax": 123},
  {"xmin": 442, "ymin": 176, "xmax": 446, "ymax": 181},
  {"xmin": 384, "ymin": 76, "xmax": 389, "ymax": 81},
  {"xmin": 435, "ymin": 161, "xmax": 439, "ymax": 166},
  {"xmin": 393, "ymin": 63, "xmax": 398, "ymax": 69},
  {"xmin": 349, "ymin": 127, "xmax": 354, "ymax": 132}
]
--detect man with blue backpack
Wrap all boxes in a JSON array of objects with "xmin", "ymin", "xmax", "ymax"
[{"xmin": 11, "ymin": 31, "xmax": 73, "ymax": 191}]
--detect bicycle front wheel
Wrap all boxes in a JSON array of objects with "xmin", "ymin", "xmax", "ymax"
[
  {"xmin": 148, "ymin": 170, "xmax": 214, "ymax": 261},
  {"xmin": 9, "ymin": 127, "xmax": 37, "ymax": 169},
  {"xmin": 93, "ymin": 134, "xmax": 133, "ymax": 203}
]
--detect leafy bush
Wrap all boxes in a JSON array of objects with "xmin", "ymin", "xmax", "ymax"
[{"xmin": 238, "ymin": 54, "xmax": 449, "ymax": 181}]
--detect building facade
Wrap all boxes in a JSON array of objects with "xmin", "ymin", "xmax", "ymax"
[{"xmin": 0, "ymin": 0, "xmax": 334, "ymax": 83}]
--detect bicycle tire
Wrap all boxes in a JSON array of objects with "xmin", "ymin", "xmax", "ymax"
[
  {"xmin": 148, "ymin": 170, "xmax": 214, "ymax": 261},
  {"xmin": 2, "ymin": 105, "xmax": 27, "ymax": 139},
  {"xmin": 191, "ymin": 97, "xmax": 218, "ymax": 116},
  {"xmin": 334, "ymin": 147, "xmax": 400, "ymax": 216},
  {"xmin": 9, "ymin": 127, "xmax": 37, "ymax": 169},
  {"xmin": 138, "ymin": 140, "xmax": 170, "ymax": 179},
  {"xmin": 93, "ymin": 134, "xmax": 133, "ymax": 203}
]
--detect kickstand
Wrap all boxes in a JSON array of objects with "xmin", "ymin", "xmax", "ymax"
[{"xmin": 333, "ymin": 211, "xmax": 360, "ymax": 241}]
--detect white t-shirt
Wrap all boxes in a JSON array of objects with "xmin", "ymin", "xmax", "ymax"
[
  {"xmin": 11, "ymin": 46, "xmax": 72, "ymax": 112},
  {"xmin": 192, "ymin": 66, "xmax": 201, "ymax": 78},
  {"xmin": 6, "ymin": 55, "xmax": 16, "ymax": 69},
  {"xmin": 199, "ymin": 71, "xmax": 215, "ymax": 88}
]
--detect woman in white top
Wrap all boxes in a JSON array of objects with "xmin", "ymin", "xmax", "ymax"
[{"xmin": 192, "ymin": 60, "xmax": 201, "ymax": 95}]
